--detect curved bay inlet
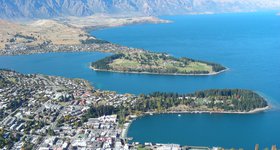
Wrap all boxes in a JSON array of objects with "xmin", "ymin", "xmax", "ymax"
[{"xmin": 0, "ymin": 12, "xmax": 280, "ymax": 149}]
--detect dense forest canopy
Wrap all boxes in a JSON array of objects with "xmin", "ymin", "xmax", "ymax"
[{"xmin": 83, "ymin": 89, "xmax": 268, "ymax": 124}]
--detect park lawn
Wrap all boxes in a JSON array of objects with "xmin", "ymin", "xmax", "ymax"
[
  {"xmin": 109, "ymin": 55, "xmax": 213, "ymax": 73},
  {"xmin": 177, "ymin": 62, "xmax": 213, "ymax": 73},
  {"xmin": 110, "ymin": 59, "xmax": 140, "ymax": 68}
]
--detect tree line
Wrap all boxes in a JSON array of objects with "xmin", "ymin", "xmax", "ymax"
[{"xmin": 82, "ymin": 89, "xmax": 268, "ymax": 124}]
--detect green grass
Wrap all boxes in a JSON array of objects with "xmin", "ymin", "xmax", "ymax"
[
  {"xmin": 92, "ymin": 51, "xmax": 226, "ymax": 75},
  {"xmin": 109, "ymin": 52, "xmax": 213, "ymax": 73}
]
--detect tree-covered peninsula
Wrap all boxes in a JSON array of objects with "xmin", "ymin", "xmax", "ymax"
[
  {"xmin": 0, "ymin": 70, "xmax": 269, "ymax": 149},
  {"xmin": 137, "ymin": 89, "xmax": 268, "ymax": 113},
  {"xmin": 91, "ymin": 51, "xmax": 227, "ymax": 75},
  {"xmin": 82, "ymin": 89, "xmax": 269, "ymax": 124}
]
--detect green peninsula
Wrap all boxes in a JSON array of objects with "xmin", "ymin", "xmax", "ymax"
[
  {"xmin": 84, "ymin": 89, "xmax": 269, "ymax": 124},
  {"xmin": 137, "ymin": 89, "xmax": 268, "ymax": 113},
  {"xmin": 0, "ymin": 69, "xmax": 269, "ymax": 149},
  {"xmin": 91, "ymin": 51, "xmax": 227, "ymax": 75}
]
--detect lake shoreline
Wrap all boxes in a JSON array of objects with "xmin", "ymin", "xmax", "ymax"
[
  {"xmin": 0, "ymin": 16, "xmax": 171, "ymax": 56},
  {"xmin": 122, "ymin": 106, "xmax": 270, "ymax": 139},
  {"xmin": 90, "ymin": 66, "xmax": 229, "ymax": 76},
  {"xmin": 144, "ymin": 106, "xmax": 271, "ymax": 115}
]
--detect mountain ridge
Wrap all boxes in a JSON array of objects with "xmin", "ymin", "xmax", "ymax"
[{"xmin": 1, "ymin": 0, "xmax": 280, "ymax": 20}]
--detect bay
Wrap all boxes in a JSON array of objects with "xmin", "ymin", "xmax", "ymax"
[
  {"xmin": 1, "ymin": 12, "xmax": 280, "ymax": 149},
  {"xmin": 92, "ymin": 12, "xmax": 280, "ymax": 149}
]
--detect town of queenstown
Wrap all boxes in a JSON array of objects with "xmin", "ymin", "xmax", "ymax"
[
  {"xmin": 0, "ymin": 1, "xmax": 279, "ymax": 150},
  {"xmin": 0, "ymin": 69, "xmax": 269, "ymax": 150}
]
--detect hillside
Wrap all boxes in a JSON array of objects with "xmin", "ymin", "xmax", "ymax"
[
  {"xmin": 1, "ymin": 0, "xmax": 280, "ymax": 19},
  {"xmin": 0, "ymin": 19, "xmax": 89, "ymax": 49},
  {"xmin": 0, "ymin": 17, "xmax": 165, "ymax": 55}
]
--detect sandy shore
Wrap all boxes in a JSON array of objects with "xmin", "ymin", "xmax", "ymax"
[
  {"xmin": 246, "ymin": 106, "xmax": 271, "ymax": 114},
  {"xmin": 121, "ymin": 118, "xmax": 137, "ymax": 139},
  {"xmin": 90, "ymin": 66, "xmax": 229, "ymax": 76}
]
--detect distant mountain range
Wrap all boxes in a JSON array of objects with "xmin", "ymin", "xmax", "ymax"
[{"xmin": 1, "ymin": 0, "xmax": 280, "ymax": 19}]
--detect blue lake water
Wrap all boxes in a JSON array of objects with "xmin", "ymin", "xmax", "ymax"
[{"xmin": 1, "ymin": 12, "xmax": 280, "ymax": 149}]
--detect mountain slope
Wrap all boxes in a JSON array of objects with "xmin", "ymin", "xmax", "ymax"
[{"xmin": 1, "ymin": 0, "xmax": 280, "ymax": 19}]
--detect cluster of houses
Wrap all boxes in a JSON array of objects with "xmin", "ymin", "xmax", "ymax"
[
  {"xmin": 0, "ymin": 70, "xmax": 136, "ymax": 149},
  {"xmin": 0, "ymin": 39, "xmax": 142, "ymax": 56},
  {"xmin": 34, "ymin": 114, "xmax": 129, "ymax": 150},
  {"xmin": 0, "ymin": 70, "xmax": 226, "ymax": 150}
]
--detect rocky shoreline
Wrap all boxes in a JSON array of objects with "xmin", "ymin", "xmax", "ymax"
[
  {"xmin": 90, "ymin": 66, "xmax": 228, "ymax": 76},
  {"xmin": 144, "ymin": 106, "xmax": 270, "ymax": 115}
]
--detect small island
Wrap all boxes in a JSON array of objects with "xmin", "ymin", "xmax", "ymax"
[{"xmin": 91, "ymin": 51, "xmax": 227, "ymax": 75}]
